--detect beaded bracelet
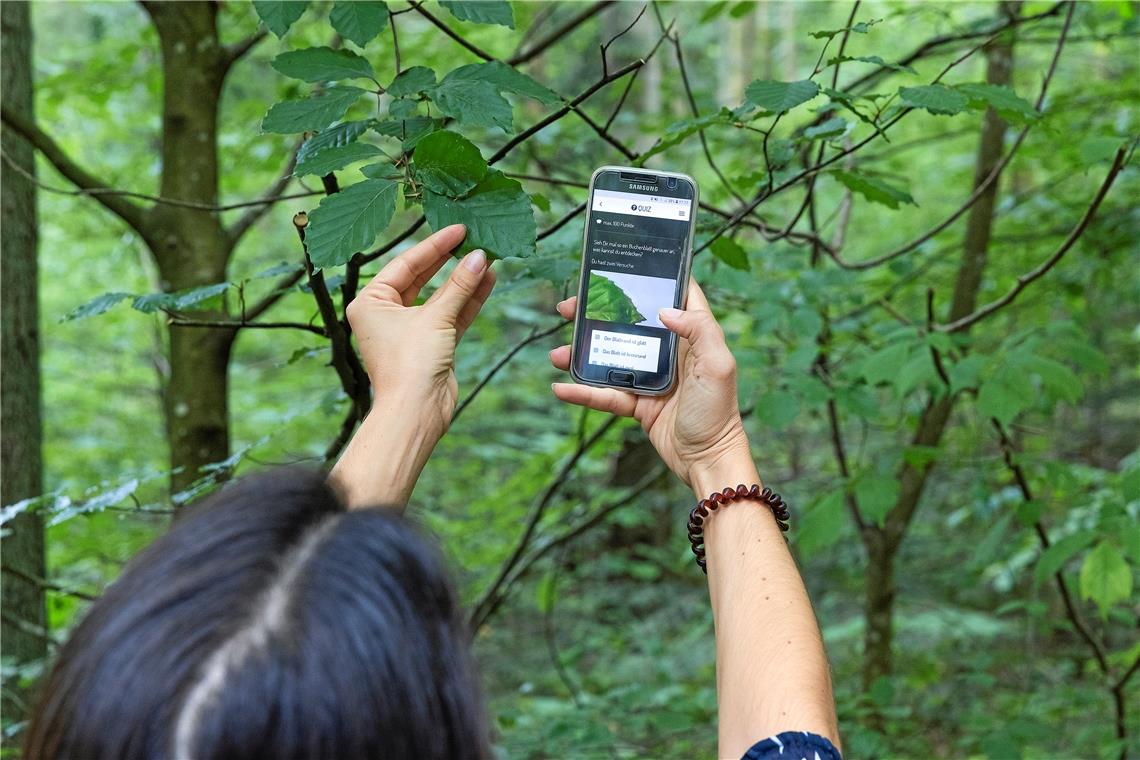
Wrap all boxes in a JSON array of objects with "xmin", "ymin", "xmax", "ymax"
[{"xmin": 687, "ymin": 484, "xmax": 791, "ymax": 574}]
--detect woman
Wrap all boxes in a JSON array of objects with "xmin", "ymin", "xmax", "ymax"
[{"xmin": 26, "ymin": 225, "xmax": 841, "ymax": 759}]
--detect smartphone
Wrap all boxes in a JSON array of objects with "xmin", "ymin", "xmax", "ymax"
[{"xmin": 570, "ymin": 166, "xmax": 699, "ymax": 395}]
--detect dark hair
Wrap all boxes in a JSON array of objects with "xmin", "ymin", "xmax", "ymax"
[{"xmin": 25, "ymin": 468, "xmax": 489, "ymax": 760}]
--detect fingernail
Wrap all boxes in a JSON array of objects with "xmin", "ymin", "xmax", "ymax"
[
  {"xmin": 462, "ymin": 249, "xmax": 486, "ymax": 273},
  {"xmin": 660, "ymin": 308, "xmax": 682, "ymax": 320},
  {"xmin": 446, "ymin": 223, "xmax": 466, "ymax": 234}
]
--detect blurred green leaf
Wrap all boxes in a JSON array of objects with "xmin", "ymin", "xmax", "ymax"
[{"xmin": 306, "ymin": 178, "xmax": 399, "ymax": 267}]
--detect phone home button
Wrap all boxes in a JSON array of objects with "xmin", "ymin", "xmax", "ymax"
[{"xmin": 607, "ymin": 370, "xmax": 635, "ymax": 386}]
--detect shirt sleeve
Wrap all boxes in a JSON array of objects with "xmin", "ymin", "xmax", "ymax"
[{"xmin": 740, "ymin": 731, "xmax": 842, "ymax": 760}]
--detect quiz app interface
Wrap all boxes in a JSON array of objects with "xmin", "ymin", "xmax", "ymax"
[{"xmin": 582, "ymin": 186, "xmax": 693, "ymax": 374}]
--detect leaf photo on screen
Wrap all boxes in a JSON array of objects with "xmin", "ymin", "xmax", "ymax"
[{"xmin": 584, "ymin": 271, "xmax": 676, "ymax": 327}]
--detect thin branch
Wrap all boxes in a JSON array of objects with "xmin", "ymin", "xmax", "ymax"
[
  {"xmin": 992, "ymin": 419, "xmax": 1110, "ymax": 675},
  {"xmin": 488, "ymin": 59, "xmax": 645, "ymax": 165},
  {"xmin": 324, "ymin": 405, "xmax": 359, "ymax": 464},
  {"xmin": 1, "ymin": 565, "xmax": 98, "ymax": 602},
  {"xmin": 939, "ymin": 144, "xmax": 1130, "ymax": 333},
  {"xmin": 166, "ymin": 316, "xmax": 327, "ymax": 337},
  {"xmin": 223, "ymin": 29, "xmax": 268, "ymax": 71},
  {"xmin": 468, "ymin": 416, "xmax": 622, "ymax": 633},
  {"xmin": 410, "ymin": 1, "xmax": 495, "ymax": 62},
  {"xmin": 509, "ymin": 1, "xmax": 615, "ymax": 66},
  {"xmin": 243, "ymin": 267, "xmax": 307, "ymax": 322},
  {"xmin": 1, "ymin": 107, "xmax": 147, "ymax": 231},
  {"xmin": 360, "ymin": 215, "xmax": 427, "ymax": 264},
  {"xmin": 537, "ymin": 202, "xmax": 587, "ymax": 241},
  {"xmin": 452, "ymin": 321, "xmax": 569, "ymax": 424},
  {"xmin": 600, "ymin": 4, "xmax": 646, "ymax": 78},
  {"xmin": 227, "ymin": 142, "xmax": 300, "ymax": 246},
  {"xmin": 0, "ymin": 147, "xmax": 319, "ymax": 213}
]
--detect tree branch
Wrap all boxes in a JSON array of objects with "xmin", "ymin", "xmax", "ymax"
[
  {"xmin": 1, "ymin": 106, "xmax": 147, "ymax": 232},
  {"xmin": 939, "ymin": 144, "xmax": 1130, "ymax": 333},
  {"xmin": 166, "ymin": 316, "xmax": 327, "ymax": 337},
  {"xmin": 509, "ymin": 2, "xmax": 616, "ymax": 66},
  {"xmin": 227, "ymin": 142, "xmax": 300, "ymax": 246},
  {"xmin": 410, "ymin": 1, "xmax": 495, "ymax": 62},
  {"xmin": 223, "ymin": 29, "xmax": 268, "ymax": 71},
  {"xmin": 468, "ymin": 416, "xmax": 622, "ymax": 634}
]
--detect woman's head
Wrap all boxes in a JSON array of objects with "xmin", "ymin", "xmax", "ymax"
[{"xmin": 26, "ymin": 469, "xmax": 487, "ymax": 759}]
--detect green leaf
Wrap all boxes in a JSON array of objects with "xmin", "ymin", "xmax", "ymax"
[
  {"xmin": 61, "ymin": 292, "xmax": 132, "ymax": 322},
  {"xmin": 709, "ymin": 237, "xmax": 750, "ymax": 271},
  {"xmin": 756, "ymin": 390, "xmax": 799, "ymax": 430},
  {"xmin": 422, "ymin": 170, "xmax": 536, "ymax": 260},
  {"xmin": 530, "ymin": 193, "xmax": 551, "ymax": 212},
  {"xmin": 444, "ymin": 61, "xmax": 560, "ymax": 106},
  {"xmin": 294, "ymin": 142, "xmax": 383, "ymax": 177},
  {"xmin": 253, "ymin": 0, "xmax": 308, "ymax": 37},
  {"xmin": 948, "ymin": 354, "xmax": 985, "ymax": 394},
  {"xmin": 360, "ymin": 162, "xmax": 403, "ymax": 180},
  {"xmin": 440, "ymin": 0, "xmax": 514, "ymax": 28},
  {"xmin": 956, "ymin": 83, "xmax": 1039, "ymax": 124},
  {"xmin": 898, "ymin": 84, "xmax": 968, "ymax": 115},
  {"xmin": 642, "ymin": 110, "xmax": 733, "ymax": 161},
  {"xmin": 796, "ymin": 490, "xmax": 846, "ymax": 558},
  {"xmin": 826, "ymin": 55, "xmax": 915, "ymax": 74},
  {"xmin": 1080, "ymin": 542, "xmax": 1132, "ymax": 618},
  {"xmin": 854, "ymin": 473, "xmax": 899, "ymax": 526},
  {"xmin": 536, "ymin": 572, "xmax": 557, "ymax": 614},
  {"xmin": 1014, "ymin": 499, "xmax": 1043, "ymax": 528},
  {"xmin": 832, "ymin": 170, "xmax": 915, "ymax": 210},
  {"xmin": 1025, "ymin": 355, "xmax": 1082, "ymax": 404},
  {"xmin": 305, "ymin": 178, "xmax": 399, "ymax": 268},
  {"xmin": 584, "ymin": 272, "xmax": 645, "ymax": 324},
  {"xmin": 262, "ymin": 86, "xmax": 365, "ymax": 134},
  {"xmin": 977, "ymin": 365, "xmax": 1034, "ymax": 426},
  {"xmin": 809, "ymin": 18, "xmax": 880, "ymax": 39},
  {"xmin": 804, "ymin": 116, "xmax": 849, "ymax": 140},
  {"xmin": 132, "ymin": 283, "xmax": 231, "ymax": 314},
  {"xmin": 412, "ymin": 130, "xmax": 488, "ymax": 197},
  {"xmin": 297, "ymin": 120, "xmax": 376, "ymax": 164},
  {"xmin": 862, "ymin": 342, "xmax": 911, "ymax": 386},
  {"xmin": 271, "ymin": 47, "xmax": 375, "ymax": 83},
  {"xmin": 744, "ymin": 79, "xmax": 820, "ymax": 113},
  {"xmin": 329, "ymin": 1, "xmax": 389, "ymax": 47},
  {"xmin": 1034, "ymin": 530, "xmax": 1096, "ymax": 585},
  {"xmin": 389, "ymin": 98, "xmax": 420, "ymax": 119},
  {"xmin": 386, "ymin": 66, "xmax": 436, "ymax": 98},
  {"xmin": 790, "ymin": 308, "xmax": 823, "ymax": 339},
  {"xmin": 894, "ymin": 350, "xmax": 937, "ymax": 397},
  {"xmin": 372, "ymin": 117, "xmax": 441, "ymax": 151},
  {"xmin": 430, "ymin": 78, "xmax": 514, "ymax": 132}
]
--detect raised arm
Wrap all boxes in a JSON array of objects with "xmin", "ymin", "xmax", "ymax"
[
  {"xmin": 329, "ymin": 224, "xmax": 496, "ymax": 508},
  {"xmin": 549, "ymin": 280, "xmax": 839, "ymax": 758}
]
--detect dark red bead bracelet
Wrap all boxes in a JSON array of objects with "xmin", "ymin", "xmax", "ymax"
[{"xmin": 687, "ymin": 484, "xmax": 791, "ymax": 574}]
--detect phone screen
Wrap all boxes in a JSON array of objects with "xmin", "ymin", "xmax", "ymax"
[{"xmin": 571, "ymin": 168, "xmax": 697, "ymax": 393}]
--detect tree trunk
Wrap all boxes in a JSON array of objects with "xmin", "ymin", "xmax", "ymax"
[
  {"xmin": 141, "ymin": 2, "xmax": 234, "ymax": 495},
  {"xmin": 860, "ymin": 1, "xmax": 1019, "ymax": 691},
  {"xmin": 1, "ymin": 0, "xmax": 47, "ymax": 729}
]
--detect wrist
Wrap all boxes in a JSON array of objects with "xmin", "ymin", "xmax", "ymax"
[{"xmin": 688, "ymin": 441, "xmax": 760, "ymax": 498}]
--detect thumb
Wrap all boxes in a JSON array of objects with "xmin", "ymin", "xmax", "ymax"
[
  {"xmin": 658, "ymin": 306, "xmax": 727, "ymax": 355},
  {"xmin": 431, "ymin": 249, "xmax": 488, "ymax": 320}
]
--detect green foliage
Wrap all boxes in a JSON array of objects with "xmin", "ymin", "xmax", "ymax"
[
  {"xmin": 252, "ymin": 0, "xmax": 309, "ymax": 37},
  {"xmin": 898, "ymin": 84, "xmax": 969, "ymax": 115},
  {"xmin": 294, "ymin": 141, "xmax": 382, "ymax": 177},
  {"xmin": 584, "ymin": 273, "xmax": 645, "ymax": 324},
  {"xmin": 1080, "ymin": 541, "xmax": 1132, "ymax": 618},
  {"xmin": 744, "ymin": 79, "xmax": 820, "ymax": 114},
  {"xmin": 412, "ymin": 129, "xmax": 488, "ymax": 196},
  {"xmin": 270, "ymin": 46, "xmax": 376, "ymax": 83},
  {"xmin": 386, "ymin": 66, "xmax": 436, "ymax": 98},
  {"xmin": 709, "ymin": 236, "xmax": 750, "ymax": 271},
  {"xmin": 329, "ymin": 1, "xmax": 388, "ymax": 47},
  {"xmin": 831, "ymin": 170, "xmax": 916, "ymax": 209},
  {"xmin": 261, "ymin": 85, "xmax": 364, "ymax": 133},
  {"xmin": 422, "ymin": 171, "xmax": 536, "ymax": 261},
  {"xmin": 306, "ymin": 178, "xmax": 399, "ymax": 267},
  {"xmin": 440, "ymin": 0, "xmax": 514, "ymax": 29}
]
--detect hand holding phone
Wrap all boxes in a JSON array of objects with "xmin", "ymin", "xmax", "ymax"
[
  {"xmin": 550, "ymin": 279, "xmax": 750, "ymax": 489},
  {"xmin": 569, "ymin": 166, "xmax": 699, "ymax": 395}
]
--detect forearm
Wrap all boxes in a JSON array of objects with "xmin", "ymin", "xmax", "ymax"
[
  {"xmin": 327, "ymin": 399, "xmax": 441, "ymax": 510},
  {"xmin": 691, "ymin": 451, "xmax": 839, "ymax": 758}
]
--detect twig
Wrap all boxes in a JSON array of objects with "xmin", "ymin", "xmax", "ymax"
[
  {"xmin": 227, "ymin": 141, "xmax": 300, "ymax": 245},
  {"xmin": 510, "ymin": 2, "xmax": 615, "ymax": 66},
  {"xmin": 600, "ymin": 4, "xmax": 646, "ymax": 78},
  {"xmin": 223, "ymin": 29, "xmax": 268, "ymax": 70},
  {"xmin": 452, "ymin": 321, "xmax": 569, "ymax": 424},
  {"xmin": 468, "ymin": 416, "xmax": 622, "ymax": 633},
  {"xmin": 166, "ymin": 316, "xmax": 327, "ymax": 337},
  {"xmin": 410, "ymin": 1, "xmax": 495, "ymax": 62},
  {"xmin": 939, "ymin": 144, "xmax": 1130, "ymax": 333},
  {"xmin": 390, "ymin": 11, "xmax": 402, "ymax": 74},
  {"xmin": 324, "ymin": 405, "xmax": 359, "ymax": 464},
  {"xmin": 1, "ymin": 564, "xmax": 98, "ymax": 602}
]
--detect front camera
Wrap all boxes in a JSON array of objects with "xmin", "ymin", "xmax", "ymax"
[{"xmin": 666, "ymin": 177, "xmax": 678, "ymax": 189}]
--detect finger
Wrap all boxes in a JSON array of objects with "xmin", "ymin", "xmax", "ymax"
[
  {"xmin": 551, "ymin": 382, "xmax": 638, "ymax": 418},
  {"xmin": 455, "ymin": 267, "xmax": 497, "ymax": 341},
  {"xmin": 366, "ymin": 224, "xmax": 466, "ymax": 304},
  {"xmin": 549, "ymin": 344, "xmax": 571, "ymax": 371},
  {"xmin": 658, "ymin": 300, "xmax": 728, "ymax": 356},
  {"xmin": 555, "ymin": 296, "xmax": 577, "ymax": 321},
  {"xmin": 683, "ymin": 277, "xmax": 712, "ymax": 312},
  {"xmin": 429, "ymin": 249, "xmax": 490, "ymax": 321}
]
